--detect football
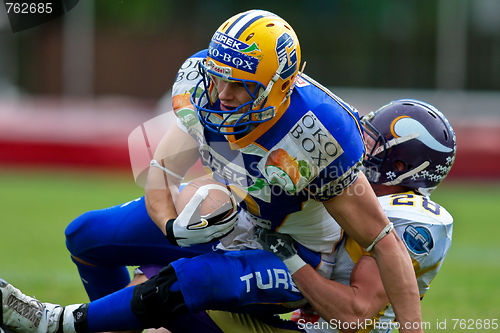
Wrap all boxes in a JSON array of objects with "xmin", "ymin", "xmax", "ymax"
[{"xmin": 175, "ymin": 176, "xmax": 236, "ymax": 224}]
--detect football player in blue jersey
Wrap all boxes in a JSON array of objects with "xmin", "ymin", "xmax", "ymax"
[{"xmin": 1, "ymin": 10, "xmax": 422, "ymax": 333}]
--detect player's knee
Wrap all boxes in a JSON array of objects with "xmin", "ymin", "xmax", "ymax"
[
  {"xmin": 65, "ymin": 210, "xmax": 102, "ymax": 257},
  {"xmin": 131, "ymin": 265, "xmax": 188, "ymax": 328}
]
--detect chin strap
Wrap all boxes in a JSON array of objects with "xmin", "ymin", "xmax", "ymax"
[
  {"xmin": 253, "ymin": 59, "xmax": 286, "ymax": 108},
  {"xmin": 365, "ymin": 222, "xmax": 394, "ymax": 252},
  {"xmin": 280, "ymin": 61, "xmax": 307, "ymax": 106},
  {"xmin": 383, "ymin": 161, "xmax": 430, "ymax": 186}
]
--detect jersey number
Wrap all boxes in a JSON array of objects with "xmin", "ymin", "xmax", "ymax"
[{"xmin": 391, "ymin": 194, "xmax": 440, "ymax": 215}]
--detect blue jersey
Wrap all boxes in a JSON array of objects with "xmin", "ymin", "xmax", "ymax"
[{"xmin": 173, "ymin": 50, "xmax": 364, "ymax": 254}]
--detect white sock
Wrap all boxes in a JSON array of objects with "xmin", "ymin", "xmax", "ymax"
[{"xmin": 61, "ymin": 304, "xmax": 84, "ymax": 333}]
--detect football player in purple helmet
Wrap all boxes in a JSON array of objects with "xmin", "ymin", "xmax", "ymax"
[
  {"xmin": 274, "ymin": 99, "xmax": 456, "ymax": 332},
  {"xmin": 362, "ymin": 99, "xmax": 456, "ymax": 195}
]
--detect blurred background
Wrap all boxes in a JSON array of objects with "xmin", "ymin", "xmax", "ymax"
[
  {"xmin": 1, "ymin": 0, "xmax": 499, "ymax": 175},
  {"xmin": 1, "ymin": 0, "xmax": 499, "ymax": 331}
]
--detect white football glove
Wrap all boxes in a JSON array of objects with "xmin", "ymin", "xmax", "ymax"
[{"xmin": 166, "ymin": 184, "xmax": 238, "ymax": 247}]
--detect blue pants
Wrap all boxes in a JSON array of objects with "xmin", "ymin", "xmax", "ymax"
[
  {"xmin": 86, "ymin": 250, "xmax": 304, "ymax": 332},
  {"xmin": 65, "ymin": 196, "xmax": 215, "ymax": 300},
  {"xmin": 172, "ymin": 249, "xmax": 304, "ymax": 315}
]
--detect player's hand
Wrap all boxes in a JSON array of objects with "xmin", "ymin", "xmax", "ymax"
[
  {"xmin": 165, "ymin": 185, "xmax": 238, "ymax": 247},
  {"xmin": 255, "ymin": 227, "xmax": 297, "ymax": 260},
  {"xmin": 166, "ymin": 211, "xmax": 238, "ymax": 247},
  {"xmin": 255, "ymin": 228, "xmax": 307, "ymax": 274}
]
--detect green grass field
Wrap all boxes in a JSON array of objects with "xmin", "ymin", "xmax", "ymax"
[
  {"xmin": 0, "ymin": 167, "xmax": 143, "ymax": 305},
  {"xmin": 1, "ymin": 167, "xmax": 499, "ymax": 332},
  {"xmin": 419, "ymin": 182, "xmax": 500, "ymax": 331}
]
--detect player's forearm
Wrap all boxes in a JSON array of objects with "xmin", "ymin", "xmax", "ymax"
[
  {"xmin": 323, "ymin": 174, "xmax": 423, "ymax": 331},
  {"xmin": 144, "ymin": 167, "xmax": 178, "ymax": 234},
  {"xmin": 292, "ymin": 268, "xmax": 371, "ymax": 331},
  {"xmin": 372, "ymin": 233, "xmax": 422, "ymax": 332},
  {"xmin": 292, "ymin": 259, "xmax": 387, "ymax": 332},
  {"xmin": 144, "ymin": 189, "xmax": 178, "ymax": 234}
]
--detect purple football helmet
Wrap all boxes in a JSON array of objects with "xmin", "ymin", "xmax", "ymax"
[{"xmin": 361, "ymin": 99, "xmax": 456, "ymax": 195}]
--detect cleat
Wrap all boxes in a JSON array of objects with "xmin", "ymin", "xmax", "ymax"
[{"xmin": 1, "ymin": 278, "xmax": 64, "ymax": 333}]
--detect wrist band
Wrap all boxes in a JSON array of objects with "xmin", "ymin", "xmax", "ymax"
[
  {"xmin": 165, "ymin": 219, "xmax": 178, "ymax": 246},
  {"xmin": 365, "ymin": 222, "xmax": 394, "ymax": 252},
  {"xmin": 283, "ymin": 254, "xmax": 307, "ymax": 275}
]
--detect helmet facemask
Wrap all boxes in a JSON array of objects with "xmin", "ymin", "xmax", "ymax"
[
  {"xmin": 192, "ymin": 60, "xmax": 277, "ymax": 135},
  {"xmin": 361, "ymin": 113, "xmax": 388, "ymax": 183}
]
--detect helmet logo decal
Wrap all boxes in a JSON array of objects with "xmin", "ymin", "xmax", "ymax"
[
  {"xmin": 391, "ymin": 116, "xmax": 453, "ymax": 153},
  {"xmin": 276, "ymin": 32, "xmax": 298, "ymax": 80},
  {"xmin": 209, "ymin": 32, "xmax": 260, "ymax": 74},
  {"xmin": 240, "ymin": 43, "xmax": 260, "ymax": 53},
  {"xmin": 206, "ymin": 60, "xmax": 232, "ymax": 78},
  {"xmin": 212, "ymin": 31, "xmax": 260, "ymax": 53}
]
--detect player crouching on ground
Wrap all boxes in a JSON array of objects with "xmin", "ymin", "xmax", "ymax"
[{"xmin": 258, "ymin": 99, "xmax": 456, "ymax": 332}]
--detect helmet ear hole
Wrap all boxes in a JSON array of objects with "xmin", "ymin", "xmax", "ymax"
[
  {"xmin": 281, "ymin": 80, "xmax": 290, "ymax": 91},
  {"xmin": 394, "ymin": 160, "xmax": 406, "ymax": 172}
]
